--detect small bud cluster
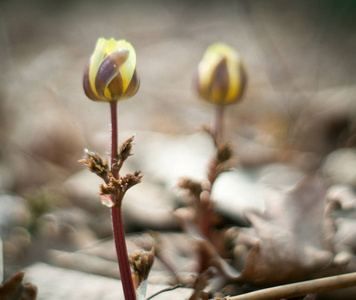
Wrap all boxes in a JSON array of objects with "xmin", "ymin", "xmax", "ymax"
[
  {"xmin": 79, "ymin": 149, "xmax": 110, "ymax": 183},
  {"xmin": 99, "ymin": 171, "xmax": 142, "ymax": 207},
  {"xmin": 130, "ymin": 249, "xmax": 155, "ymax": 299},
  {"xmin": 212, "ymin": 142, "xmax": 236, "ymax": 178},
  {"xmin": 80, "ymin": 136, "xmax": 142, "ymax": 208},
  {"xmin": 178, "ymin": 178, "xmax": 203, "ymax": 199},
  {"xmin": 114, "ymin": 136, "xmax": 135, "ymax": 172},
  {"xmin": 129, "ymin": 249, "xmax": 155, "ymax": 284}
]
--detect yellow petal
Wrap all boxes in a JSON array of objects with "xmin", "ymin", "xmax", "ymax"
[
  {"xmin": 116, "ymin": 40, "xmax": 136, "ymax": 92},
  {"xmin": 198, "ymin": 48, "xmax": 221, "ymax": 97},
  {"xmin": 105, "ymin": 38, "xmax": 120, "ymax": 55},
  {"xmin": 210, "ymin": 43, "xmax": 240, "ymax": 103},
  {"xmin": 89, "ymin": 38, "xmax": 107, "ymax": 99}
]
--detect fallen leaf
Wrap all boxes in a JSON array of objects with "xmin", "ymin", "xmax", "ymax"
[{"xmin": 237, "ymin": 176, "xmax": 334, "ymax": 285}]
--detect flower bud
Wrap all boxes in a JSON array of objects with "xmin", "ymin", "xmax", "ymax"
[
  {"xmin": 83, "ymin": 38, "xmax": 140, "ymax": 102},
  {"xmin": 193, "ymin": 43, "xmax": 247, "ymax": 105}
]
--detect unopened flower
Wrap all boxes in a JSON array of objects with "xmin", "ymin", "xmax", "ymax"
[
  {"xmin": 83, "ymin": 38, "xmax": 139, "ymax": 102},
  {"xmin": 193, "ymin": 43, "xmax": 247, "ymax": 105}
]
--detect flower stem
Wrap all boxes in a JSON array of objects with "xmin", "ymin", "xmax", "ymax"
[
  {"xmin": 112, "ymin": 205, "xmax": 136, "ymax": 300},
  {"xmin": 214, "ymin": 104, "xmax": 225, "ymax": 145},
  {"xmin": 110, "ymin": 102, "xmax": 136, "ymax": 300},
  {"xmin": 111, "ymin": 102, "xmax": 119, "ymax": 179},
  {"xmin": 197, "ymin": 104, "xmax": 225, "ymax": 273}
]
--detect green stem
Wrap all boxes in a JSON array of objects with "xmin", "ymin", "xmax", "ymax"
[{"xmin": 110, "ymin": 102, "xmax": 136, "ymax": 300}]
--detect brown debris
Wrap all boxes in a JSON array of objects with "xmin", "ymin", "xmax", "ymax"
[{"xmin": 0, "ymin": 271, "xmax": 37, "ymax": 300}]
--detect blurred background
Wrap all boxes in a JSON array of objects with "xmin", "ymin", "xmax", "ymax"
[{"xmin": 0, "ymin": 0, "xmax": 356, "ymax": 298}]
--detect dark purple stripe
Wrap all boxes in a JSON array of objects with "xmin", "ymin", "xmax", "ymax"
[{"xmin": 83, "ymin": 60, "xmax": 103, "ymax": 101}]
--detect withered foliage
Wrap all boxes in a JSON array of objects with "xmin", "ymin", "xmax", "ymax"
[
  {"xmin": 237, "ymin": 176, "xmax": 334, "ymax": 286},
  {"xmin": 176, "ymin": 124, "xmax": 356, "ymax": 299}
]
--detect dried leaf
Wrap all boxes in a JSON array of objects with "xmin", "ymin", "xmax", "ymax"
[{"xmin": 238, "ymin": 176, "xmax": 334, "ymax": 285}]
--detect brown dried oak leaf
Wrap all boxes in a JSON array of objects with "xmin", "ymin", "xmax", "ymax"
[{"xmin": 237, "ymin": 176, "xmax": 334, "ymax": 286}]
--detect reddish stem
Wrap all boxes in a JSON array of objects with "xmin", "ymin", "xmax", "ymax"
[
  {"xmin": 214, "ymin": 104, "xmax": 225, "ymax": 145},
  {"xmin": 110, "ymin": 102, "xmax": 136, "ymax": 300},
  {"xmin": 197, "ymin": 195, "xmax": 213, "ymax": 273},
  {"xmin": 111, "ymin": 102, "xmax": 119, "ymax": 179},
  {"xmin": 197, "ymin": 104, "xmax": 225, "ymax": 273},
  {"xmin": 112, "ymin": 205, "xmax": 136, "ymax": 300}
]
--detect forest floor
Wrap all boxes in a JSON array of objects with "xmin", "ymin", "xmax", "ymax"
[{"xmin": 0, "ymin": 1, "xmax": 356, "ymax": 299}]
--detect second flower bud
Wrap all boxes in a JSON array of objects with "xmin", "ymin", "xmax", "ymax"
[{"xmin": 193, "ymin": 43, "xmax": 247, "ymax": 105}]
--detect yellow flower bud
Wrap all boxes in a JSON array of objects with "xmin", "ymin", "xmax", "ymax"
[
  {"xmin": 193, "ymin": 43, "xmax": 247, "ymax": 105},
  {"xmin": 83, "ymin": 38, "xmax": 140, "ymax": 102}
]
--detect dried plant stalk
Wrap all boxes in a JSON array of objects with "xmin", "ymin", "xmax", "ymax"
[{"xmin": 218, "ymin": 272, "xmax": 356, "ymax": 300}]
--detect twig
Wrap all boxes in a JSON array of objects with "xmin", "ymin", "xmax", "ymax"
[
  {"xmin": 219, "ymin": 272, "xmax": 356, "ymax": 300},
  {"xmin": 146, "ymin": 284, "xmax": 183, "ymax": 300}
]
